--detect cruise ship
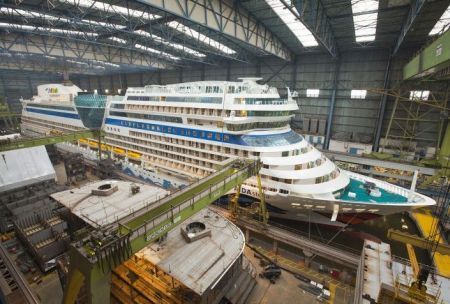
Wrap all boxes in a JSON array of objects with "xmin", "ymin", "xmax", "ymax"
[{"xmin": 20, "ymin": 79, "xmax": 435, "ymax": 226}]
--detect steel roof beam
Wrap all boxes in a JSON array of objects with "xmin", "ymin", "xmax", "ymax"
[
  {"xmin": 1, "ymin": 3, "xmax": 246, "ymax": 63},
  {"xmin": 293, "ymin": 0, "xmax": 338, "ymax": 57},
  {"xmin": 137, "ymin": 0, "xmax": 293, "ymax": 61},
  {"xmin": 0, "ymin": 32, "xmax": 170, "ymax": 70},
  {"xmin": 392, "ymin": 0, "xmax": 426, "ymax": 56}
]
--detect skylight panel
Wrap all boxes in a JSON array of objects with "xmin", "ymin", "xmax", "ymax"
[
  {"xmin": 351, "ymin": 89, "xmax": 367, "ymax": 99},
  {"xmin": 429, "ymin": 5, "xmax": 450, "ymax": 36},
  {"xmin": 409, "ymin": 90, "xmax": 430, "ymax": 101},
  {"xmin": 351, "ymin": 0, "xmax": 379, "ymax": 42},
  {"xmin": 0, "ymin": 7, "xmax": 63, "ymax": 21},
  {"xmin": 60, "ymin": 0, "xmax": 159, "ymax": 20},
  {"xmin": 135, "ymin": 44, "xmax": 180, "ymax": 61},
  {"xmin": 0, "ymin": 7, "xmax": 124, "ymax": 30},
  {"xmin": 134, "ymin": 30, "xmax": 205, "ymax": 58},
  {"xmin": 108, "ymin": 37, "xmax": 127, "ymax": 44},
  {"xmin": 265, "ymin": 0, "xmax": 318, "ymax": 47},
  {"xmin": 0, "ymin": 22, "xmax": 98, "ymax": 37},
  {"xmin": 166, "ymin": 21, "xmax": 236, "ymax": 54},
  {"xmin": 67, "ymin": 59, "xmax": 88, "ymax": 65},
  {"xmin": 306, "ymin": 89, "xmax": 320, "ymax": 98},
  {"xmin": 92, "ymin": 60, "xmax": 120, "ymax": 68}
]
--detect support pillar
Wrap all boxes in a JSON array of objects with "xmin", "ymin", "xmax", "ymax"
[
  {"xmin": 157, "ymin": 70, "xmax": 162, "ymax": 85},
  {"xmin": 109, "ymin": 75, "xmax": 114, "ymax": 94},
  {"xmin": 139, "ymin": 72, "xmax": 144, "ymax": 86},
  {"xmin": 226, "ymin": 61, "xmax": 231, "ymax": 81},
  {"xmin": 256, "ymin": 60, "xmax": 261, "ymax": 78},
  {"xmin": 178, "ymin": 68, "xmax": 183, "ymax": 83},
  {"xmin": 291, "ymin": 56, "xmax": 298, "ymax": 91},
  {"xmin": 373, "ymin": 55, "xmax": 393, "ymax": 152},
  {"xmin": 201, "ymin": 65, "xmax": 205, "ymax": 81},
  {"xmin": 63, "ymin": 247, "xmax": 111, "ymax": 304},
  {"xmin": 324, "ymin": 58, "xmax": 341, "ymax": 150},
  {"xmin": 273, "ymin": 240, "xmax": 278, "ymax": 261},
  {"xmin": 303, "ymin": 249, "xmax": 313, "ymax": 268}
]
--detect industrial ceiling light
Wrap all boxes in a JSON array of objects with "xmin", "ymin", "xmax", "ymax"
[
  {"xmin": 429, "ymin": 4, "xmax": 450, "ymax": 36},
  {"xmin": 167, "ymin": 21, "xmax": 236, "ymax": 54},
  {"xmin": 265, "ymin": 0, "xmax": 318, "ymax": 47},
  {"xmin": 351, "ymin": 0, "xmax": 379, "ymax": 42}
]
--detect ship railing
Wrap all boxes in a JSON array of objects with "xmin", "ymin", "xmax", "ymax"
[
  {"xmin": 233, "ymin": 98, "xmax": 295, "ymax": 105},
  {"xmin": 349, "ymin": 172, "xmax": 412, "ymax": 200}
]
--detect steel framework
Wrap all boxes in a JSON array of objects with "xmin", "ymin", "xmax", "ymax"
[
  {"xmin": 392, "ymin": 0, "xmax": 427, "ymax": 56},
  {"xmin": 378, "ymin": 87, "xmax": 449, "ymax": 157},
  {"xmin": 292, "ymin": 0, "xmax": 338, "ymax": 57},
  {"xmin": 137, "ymin": 0, "xmax": 292, "ymax": 61},
  {"xmin": 0, "ymin": 0, "xmax": 293, "ymax": 75}
]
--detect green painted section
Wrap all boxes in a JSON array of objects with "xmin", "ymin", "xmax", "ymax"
[
  {"xmin": 122, "ymin": 168, "xmax": 234, "ymax": 232},
  {"xmin": 0, "ymin": 130, "xmax": 104, "ymax": 152},
  {"xmin": 404, "ymin": 30, "xmax": 450, "ymax": 80},
  {"xmin": 440, "ymin": 123, "xmax": 450, "ymax": 169}
]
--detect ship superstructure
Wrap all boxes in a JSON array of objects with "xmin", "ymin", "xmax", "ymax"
[{"xmin": 21, "ymin": 79, "xmax": 435, "ymax": 226}]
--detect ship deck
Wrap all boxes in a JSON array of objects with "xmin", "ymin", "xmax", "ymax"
[{"xmin": 340, "ymin": 178, "xmax": 408, "ymax": 204}]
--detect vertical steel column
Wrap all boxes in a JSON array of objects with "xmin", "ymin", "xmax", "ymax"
[
  {"xmin": 97, "ymin": 76, "xmax": 103, "ymax": 93},
  {"xmin": 324, "ymin": 58, "xmax": 341, "ymax": 150},
  {"xmin": 201, "ymin": 65, "xmax": 205, "ymax": 81},
  {"xmin": 178, "ymin": 68, "xmax": 183, "ymax": 83},
  {"xmin": 291, "ymin": 56, "xmax": 298, "ymax": 91},
  {"xmin": 121, "ymin": 74, "xmax": 128, "ymax": 90},
  {"xmin": 139, "ymin": 72, "xmax": 144, "ymax": 86},
  {"xmin": 256, "ymin": 60, "xmax": 261, "ymax": 78},
  {"xmin": 109, "ymin": 75, "xmax": 114, "ymax": 93},
  {"xmin": 226, "ymin": 61, "xmax": 231, "ymax": 81},
  {"xmin": 373, "ymin": 55, "xmax": 392, "ymax": 152},
  {"xmin": 27, "ymin": 77, "xmax": 33, "ymax": 97},
  {"xmin": 87, "ymin": 75, "xmax": 92, "ymax": 91},
  {"xmin": 157, "ymin": 70, "xmax": 162, "ymax": 85}
]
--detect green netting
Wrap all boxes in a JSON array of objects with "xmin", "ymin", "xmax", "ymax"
[{"xmin": 74, "ymin": 94, "xmax": 107, "ymax": 129}]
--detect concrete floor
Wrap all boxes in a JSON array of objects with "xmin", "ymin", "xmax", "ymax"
[
  {"xmin": 30, "ymin": 271, "xmax": 63, "ymax": 304},
  {"xmin": 244, "ymin": 247, "xmax": 321, "ymax": 304}
]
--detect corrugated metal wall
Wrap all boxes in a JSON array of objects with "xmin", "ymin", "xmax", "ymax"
[{"xmin": 0, "ymin": 71, "xmax": 63, "ymax": 112}]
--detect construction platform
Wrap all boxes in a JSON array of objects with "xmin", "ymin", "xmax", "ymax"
[
  {"xmin": 50, "ymin": 180, "xmax": 169, "ymax": 228},
  {"xmin": 410, "ymin": 210, "xmax": 450, "ymax": 278},
  {"xmin": 355, "ymin": 240, "xmax": 449, "ymax": 304},
  {"xmin": 112, "ymin": 208, "xmax": 253, "ymax": 304}
]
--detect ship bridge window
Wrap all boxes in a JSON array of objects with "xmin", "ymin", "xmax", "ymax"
[
  {"xmin": 241, "ymin": 130, "xmax": 302, "ymax": 147},
  {"xmin": 111, "ymin": 103, "xmax": 125, "ymax": 109},
  {"xmin": 227, "ymin": 86, "xmax": 235, "ymax": 93},
  {"xmin": 282, "ymin": 151, "xmax": 289, "ymax": 157},
  {"xmin": 280, "ymin": 189, "xmax": 289, "ymax": 194},
  {"xmin": 226, "ymin": 120, "xmax": 290, "ymax": 131},
  {"xmin": 109, "ymin": 111, "xmax": 182, "ymax": 123}
]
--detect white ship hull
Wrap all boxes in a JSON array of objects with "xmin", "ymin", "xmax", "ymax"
[{"xmin": 19, "ymin": 80, "xmax": 436, "ymax": 227}]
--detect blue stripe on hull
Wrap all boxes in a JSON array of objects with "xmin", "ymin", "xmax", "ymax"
[
  {"xmin": 26, "ymin": 107, "xmax": 80, "ymax": 119},
  {"xmin": 105, "ymin": 117, "xmax": 297, "ymax": 146}
]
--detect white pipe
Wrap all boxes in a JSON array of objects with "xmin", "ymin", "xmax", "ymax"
[{"xmin": 408, "ymin": 170, "xmax": 419, "ymax": 201}]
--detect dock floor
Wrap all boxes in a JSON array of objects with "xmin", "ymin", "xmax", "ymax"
[{"xmin": 411, "ymin": 209, "xmax": 450, "ymax": 278}]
